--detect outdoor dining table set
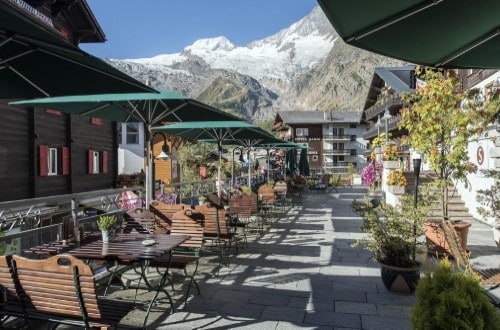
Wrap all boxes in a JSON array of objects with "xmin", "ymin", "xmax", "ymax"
[{"xmin": 23, "ymin": 231, "xmax": 190, "ymax": 328}]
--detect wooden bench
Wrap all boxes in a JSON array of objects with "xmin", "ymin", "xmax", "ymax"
[
  {"xmin": 1, "ymin": 254, "xmax": 138, "ymax": 329},
  {"xmin": 149, "ymin": 201, "xmax": 190, "ymax": 234}
]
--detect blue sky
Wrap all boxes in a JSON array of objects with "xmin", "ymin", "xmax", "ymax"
[{"xmin": 81, "ymin": 0, "xmax": 318, "ymax": 59}]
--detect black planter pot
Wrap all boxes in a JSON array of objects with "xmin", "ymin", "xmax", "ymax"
[{"xmin": 379, "ymin": 262, "xmax": 420, "ymax": 295}]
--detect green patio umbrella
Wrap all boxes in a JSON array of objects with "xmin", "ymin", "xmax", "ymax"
[
  {"xmin": 317, "ymin": 0, "xmax": 500, "ymax": 69},
  {"xmin": 11, "ymin": 92, "xmax": 239, "ymax": 207},
  {"xmin": 0, "ymin": 2, "xmax": 155, "ymax": 98},
  {"xmin": 285, "ymin": 148, "xmax": 298, "ymax": 177},
  {"xmin": 152, "ymin": 121, "xmax": 271, "ymax": 196},
  {"xmin": 298, "ymin": 145, "xmax": 310, "ymax": 176}
]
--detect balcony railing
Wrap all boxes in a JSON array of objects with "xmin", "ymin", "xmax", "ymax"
[
  {"xmin": 363, "ymin": 115, "xmax": 401, "ymax": 140},
  {"xmin": 322, "ymin": 149, "xmax": 354, "ymax": 156},
  {"xmin": 322, "ymin": 134, "xmax": 351, "ymax": 141},
  {"xmin": 461, "ymin": 69, "xmax": 498, "ymax": 91},
  {"xmin": 365, "ymin": 95, "xmax": 403, "ymax": 121}
]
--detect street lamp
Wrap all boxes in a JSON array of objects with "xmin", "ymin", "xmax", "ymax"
[
  {"xmin": 412, "ymin": 150, "xmax": 421, "ymax": 260},
  {"xmin": 383, "ymin": 108, "xmax": 392, "ymax": 144},
  {"xmin": 151, "ymin": 132, "xmax": 172, "ymax": 201}
]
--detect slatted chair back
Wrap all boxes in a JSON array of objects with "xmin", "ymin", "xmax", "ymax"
[
  {"xmin": 150, "ymin": 201, "xmax": 190, "ymax": 234},
  {"xmin": 258, "ymin": 184, "xmax": 276, "ymax": 204},
  {"xmin": 12, "ymin": 254, "xmax": 102, "ymax": 321},
  {"xmin": 0, "ymin": 255, "xmax": 22, "ymax": 318},
  {"xmin": 171, "ymin": 210, "xmax": 204, "ymax": 250},
  {"xmin": 230, "ymin": 194, "xmax": 254, "ymax": 218},
  {"xmin": 273, "ymin": 181, "xmax": 288, "ymax": 195},
  {"xmin": 194, "ymin": 204, "xmax": 228, "ymax": 236},
  {"xmin": 124, "ymin": 207, "xmax": 155, "ymax": 233}
]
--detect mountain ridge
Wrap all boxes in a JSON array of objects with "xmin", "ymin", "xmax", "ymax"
[{"xmin": 108, "ymin": 5, "xmax": 406, "ymax": 122}]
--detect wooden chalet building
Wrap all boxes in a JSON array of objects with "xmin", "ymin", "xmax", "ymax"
[
  {"xmin": 0, "ymin": 0, "xmax": 130, "ymax": 201},
  {"xmin": 272, "ymin": 111, "xmax": 368, "ymax": 174}
]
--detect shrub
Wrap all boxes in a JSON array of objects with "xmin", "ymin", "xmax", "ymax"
[{"xmin": 411, "ymin": 259, "xmax": 500, "ymax": 329}]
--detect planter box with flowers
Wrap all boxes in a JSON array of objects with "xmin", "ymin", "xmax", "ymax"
[
  {"xmin": 382, "ymin": 144, "xmax": 400, "ymax": 169},
  {"xmin": 387, "ymin": 169, "xmax": 407, "ymax": 195}
]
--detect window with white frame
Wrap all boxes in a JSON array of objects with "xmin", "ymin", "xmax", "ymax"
[
  {"xmin": 48, "ymin": 148, "xmax": 58, "ymax": 175},
  {"xmin": 296, "ymin": 128, "xmax": 308, "ymax": 137},
  {"xmin": 92, "ymin": 151, "xmax": 100, "ymax": 174},
  {"xmin": 126, "ymin": 122, "xmax": 139, "ymax": 144}
]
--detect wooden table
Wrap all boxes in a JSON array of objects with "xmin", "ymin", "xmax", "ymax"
[{"xmin": 25, "ymin": 232, "xmax": 189, "ymax": 328}]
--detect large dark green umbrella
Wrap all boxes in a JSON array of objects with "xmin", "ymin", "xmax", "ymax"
[
  {"xmin": 317, "ymin": 0, "xmax": 500, "ymax": 69},
  {"xmin": 153, "ymin": 121, "xmax": 271, "ymax": 196},
  {"xmin": 11, "ymin": 92, "xmax": 239, "ymax": 206},
  {"xmin": 285, "ymin": 148, "xmax": 298, "ymax": 176},
  {"xmin": 0, "ymin": 2, "xmax": 154, "ymax": 98},
  {"xmin": 298, "ymin": 145, "xmax": 310, "ymax": 176}
]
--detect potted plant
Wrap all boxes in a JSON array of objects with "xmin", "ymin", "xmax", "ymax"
[
  {"xmin": 97, "ymin": 214, "xmax": 118, "ymax": 243},
  {"xmin": 400, "ymin": 68, "xmax": 496, "ymax": 250},
  {"xmin": 198, "ymin": 195, "xmax": 207, "ymax": 205},
  {"xmin": 382, "ymin": 143, "xmax": 399, "ymax": 169},
  {"xmin": 352, "ymin": 190, "xmax": 434, "ymax": 294},
  {"xmin": 476, "ymin": 169, "xmax": 500, "ymax": 247},
  {"xmin": 386, "ymin": 169, "xmax": 407, "ymax": 195},
  {"xmin": 361, "ymin": 158, "xmax": 383, "ymax": 201},
  {"xmin": 411, "ymin": 258, "xmax": 500, "ymax": 329}
]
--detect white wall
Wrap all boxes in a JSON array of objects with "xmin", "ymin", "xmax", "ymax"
[
  {"xmin": 117, "ymin": 122, "xmax": 145, "ymax": 175},
  {"xmin": 455, "ymin": 71, "xmax": 500, "ymax": 226}
]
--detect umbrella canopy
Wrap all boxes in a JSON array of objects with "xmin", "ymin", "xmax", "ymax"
[
  {"xmin": 298, "ymin": 146, "xmax": 310, "ymax": 176},
  {"xmin": 11, "ymin": 93, "xmax": 239, "ymax": 207},
  {"xmin": 285, "ymin": 148, "xmax": 298, "ymax": 176},
  {"xmin": 317, "ymin": 0, "xmax": 500, "ymax": 69},
  {"xmin": 152, "ymin": 121, "xmax": 270, "ymax": 196},
  {"xmin": 0, "ymin": 2, "xmax": 155, "ymax": 98}
]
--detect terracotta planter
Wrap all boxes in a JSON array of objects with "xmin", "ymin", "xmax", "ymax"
[
  {"xmin": 379, "ymin": 262, "xmax": 420, "ymax": 295},
  {"xmin": 388, "ymin": 185, "xmax": 405, "ymax": 195},
  {"xmin": 424, "ymin": 221, "xmax": 471, "ymax": 254},
  {"xmin": 383, "ymin": 160, "xmax": 400, "ymax": 169}
]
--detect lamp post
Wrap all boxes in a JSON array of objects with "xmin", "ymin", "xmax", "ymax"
[
  {"xmin": 151, "ymin": 132, "xmax": 172, "ymax": 201},
  {"xmin": 383, "ymin": 108, "xmax": 392, "ymax": 144},
  {"xmin": 412, "ymin": 151, "xmax": 421, "ymax": 260},
  {"xmin": 231, "ymin": 146, "xmax": 244, "ymax": 189}
]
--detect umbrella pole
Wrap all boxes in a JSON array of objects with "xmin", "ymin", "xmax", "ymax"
[
  {"xmin": 247, "ymin": 149, "xmax": 251, "ymax": 188},
  {"xmin": 145, "ymin": 124, "xmax": 152, "ymax": 210},
  {"xmin": 266, "ymin": 149, "xmax": 270, "ymax": 182},
  {"xmin": 218, "ymin": 141, "xmax": 222, "ymax": 198}
]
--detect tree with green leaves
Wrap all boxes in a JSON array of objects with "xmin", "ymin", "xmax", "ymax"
[{"xmin": 399, "ymin": 68, "xmax": 497, "ymax": 220}]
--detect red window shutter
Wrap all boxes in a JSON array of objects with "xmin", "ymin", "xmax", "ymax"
[
  {"xmin": 102, "ymin": 151, "xmax": 108, "ymax": 174},
  {"xmin": 88, "ymin": 149, "xmax": 94, "ymax": 174},
  {"xmin": 39, "ymin": 145, "xmax": 48, "ymax": 177},
  {"xmin": 90, "ymin": 117, "xmax": 103, "ymax": 125},
  {"xmin": 61, "ymin": 147, "xmax": 70, "ymax": 176}
]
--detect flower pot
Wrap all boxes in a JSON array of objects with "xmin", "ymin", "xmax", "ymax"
[
  {"xmin": 424, "ymin": 221, "xmax": 471, "ymax": 254},
  {"xmin": 388, "ymin": 185, "xmax": 405, "ymax": 195},
  {"xmin": 366, "ymin": 190, "xmax": 384, "ymax": 207},
  {"xmin": 101, "ymin": 230, "xmax": 109, "ymax": 243},
  {"xmin": 383, "ymin": 160, "xmax": 400, "ymax": 169},
  {"xmin": 379, "ymin": 262, "xmax": 420, "ymax": 295}
]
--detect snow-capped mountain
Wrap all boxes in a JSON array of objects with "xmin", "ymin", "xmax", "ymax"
[{"xmin": 108, "ymin": 5, "xmax": 404, "ymax": 121}]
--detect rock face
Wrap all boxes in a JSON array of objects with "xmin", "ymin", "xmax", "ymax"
[{"xmin": 108, "ymin": 5, "xmax": 406, "ymax": 122}]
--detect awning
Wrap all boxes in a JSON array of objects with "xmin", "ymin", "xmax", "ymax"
[
  {"xmin": 317, "ymin": 0, "xmax": 500, "ymax": 69},
  {"xmin": 0, "ymin": 1, "xmax": 155, "ymax": 98}
]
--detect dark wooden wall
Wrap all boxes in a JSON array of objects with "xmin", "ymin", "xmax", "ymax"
[{"xmin": 0, "ymin": 103, "xmax": 117, "ymax": 202}]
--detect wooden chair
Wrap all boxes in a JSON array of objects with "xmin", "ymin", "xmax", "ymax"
[
  {"xmin": 149, "ymin": 201, "xmax": 190, "ymax": 234},
  {"xmin": 123, "ymin": 207, "xmax": 156, "ymax": 233},
  {"xmin": 229, "ymin": 193, "xmax": 259, "ymax": 246},
  {"xmin": 0, "ymin": 255, "xmax": 24, "ymax": 327},
  {"xmin": 150, "ymin": 209, "xmax": 204, "ymax": 309},
  {"xmin": 194, "ymin": 203, "xmax": 236, "ymax": 274},
  {"xmin": 441, "ymin": 220, "xmax": 500, "ymax": 307},
  {"xmin": 7, "ymin": 254, "xmax": 138, "ymax": 329}
]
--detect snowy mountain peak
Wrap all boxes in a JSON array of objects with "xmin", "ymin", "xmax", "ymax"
[{"xmin": 186, "ymin": 36, "xmax": 235, "ymax": 52}]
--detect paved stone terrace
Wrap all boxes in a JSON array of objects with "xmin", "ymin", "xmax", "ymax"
[{"xmin": 7, "ymin": 186, "xmax": 498, "ymax": 329}]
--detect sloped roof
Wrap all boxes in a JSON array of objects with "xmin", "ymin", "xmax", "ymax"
[
  {"xmin": 278, "ymin": 111, "xmax": 362, "ymax": 124},
  {"xmin": 363, "ymin": 65, "xmax": 416, "ymax": 111}
]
